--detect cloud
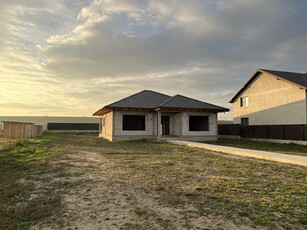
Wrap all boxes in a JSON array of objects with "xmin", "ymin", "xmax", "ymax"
[{"xmin": 0, "ymin": 0, "xmax": 307, "ymax": 118}]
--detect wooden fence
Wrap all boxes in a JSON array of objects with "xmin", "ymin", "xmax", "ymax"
[
  {"xmin": 1, "ymin": 121, "xmax": 44, "ymax": 140},
  {"xmin": 218, "ymin": 124, "xmax": 307, "ymax": 141}
]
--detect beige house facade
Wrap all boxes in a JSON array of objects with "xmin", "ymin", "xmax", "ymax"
[
  {"xmin": 230, "ymin": 69, "xmax": 307, "ymax": 125},
  {"xmin": 94, "ymin": 90, "xmax": 228, "ymax": 141}
]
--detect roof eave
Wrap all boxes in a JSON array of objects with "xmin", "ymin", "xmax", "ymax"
[
  {"xmin": 229, "ymin": 69, "xmax": 265, "ymax": 103},
  {"xmin": 1, "ymin": 121, "xmax": 35, "ymax": 124},
  {"xmin": 109, "ymin": 107, "xmax": 154, "ymax": 111},
  {"xmin": 260, "ymin": 69, "xmax": 307, "ymax": 90},
  {"xmin": 92, "ymin": 107, "xmax": 112, "ymax": 116},
  {"xmin": 156, "ymin": 107, "xmax": 229, "ymax": 113}
]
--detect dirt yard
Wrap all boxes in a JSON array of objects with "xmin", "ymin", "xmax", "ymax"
[
  {"xmin": 34, "ymin": 151, "xmax": 252, "ymax": 230},
  {"xmin": 0, "ymin": 133, "xmax": 306, "ymax": 230}
]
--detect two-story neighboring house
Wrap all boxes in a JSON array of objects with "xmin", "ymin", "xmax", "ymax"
[{"xmin": 230, "ymin": 69, "xmax": 307, "ymax": 125}]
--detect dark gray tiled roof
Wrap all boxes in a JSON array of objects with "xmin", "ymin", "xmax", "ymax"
[
  {"xmin": 158, "ymin": 94, "xmax": 229, "ymax": 111},
  {"xmin": 106, "ymin": 90, "xmax": 171, "ymax": 109},
  {"xmin": 260, "ymin": 69, "xmax": 307, "ymax": 88},
  {"xmin": 94, "ymin": 90, "xmax": 229, "ymax": 115}
]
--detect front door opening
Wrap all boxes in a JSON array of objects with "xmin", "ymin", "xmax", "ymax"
[{"xmin": 161, "ymin": 116, "xmax": 170, "ymax": 135}]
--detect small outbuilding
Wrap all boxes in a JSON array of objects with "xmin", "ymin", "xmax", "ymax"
[{"xmin": 1, "ymin": 121, "xmax": 43, "ymax": 140}]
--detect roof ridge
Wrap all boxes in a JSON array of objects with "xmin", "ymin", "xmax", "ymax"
[
  {"xmin": 105, "ymin": 90, "xmax": 147, "ymax": 107},
  {"xmin": 157, "ymin": 94, "xmax": 227, "ymax": 110},
  {"xmin": 156, "ymin": 94, "xmax": 178, "ymax": 107},
  {"xmin": 95, "ymin": 91, "xmax": 229, "ymax": 115},
  {"xmin": 174, "ymin": 94, "xmax": 226, "ymax": 109},
  {"xmin": 144, "ymin": 90, "xmax": 171, "ymax": 98},
  {"xmin": 260, "ymin": 69, "xmax": 304, "ymax": 75},
  {"xmin": 106, "ymin": 90, "xmax": 170, "ymax": 108}
]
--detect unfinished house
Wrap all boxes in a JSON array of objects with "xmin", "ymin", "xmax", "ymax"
[{"xmin": 93, "ymin": 90, "xmax": 229, "ymax": 141}]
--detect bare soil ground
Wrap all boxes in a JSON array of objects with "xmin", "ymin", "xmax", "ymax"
[{"xmin": 33, "ymin": 151, "xmax": 258, "ymax": 230}]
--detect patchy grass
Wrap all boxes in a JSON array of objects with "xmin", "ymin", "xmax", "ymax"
[
  {"xmin": 205, "ymin": 138, "xmax": 307, "ymax": 156},
  {"xmin": 0, "ymin": 140, "xmax": 7, "ymax": 150},
  {"xmin": 100, "ymin": 140, "xmax": 307, "ymax": 229},
  {"xmin": 134, "ymin": 207, "xmax": 148, "ymax": 216},
  {"xmin": 0, "ymin": 134, "xmax": 82, "ymax": 230},
  {"xmin": 0, "ymin": 133, "xmax": 306, "ymax": 229}
]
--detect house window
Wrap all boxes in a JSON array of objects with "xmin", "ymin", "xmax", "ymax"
[
  {"xmin": 241, "ymin": 117, "xmax": 249, "ymax": 126},
  {"xmin": 122, "ymin": 115, "xmax": 145, "ymax": 131},
  {"xmin": 189, "ymin": 116, "xmax": 209, "ymax": 131},
  {"xmin": 240, "ymin": 96, "xmax": 249, "ymax": 107}
]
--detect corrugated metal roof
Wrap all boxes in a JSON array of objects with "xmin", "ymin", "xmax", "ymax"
[
  {"xmin": 106, "ymin": 90, "xmax": 171, "ymax": 109},
  {"xmin": 158, "ymin": 94, "xmax": 229, "ymax": 111}
]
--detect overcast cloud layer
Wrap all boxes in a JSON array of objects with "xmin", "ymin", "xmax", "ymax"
[{"xmin": 0, "ymin": 0, "xmax": 307, "ymax": 119}]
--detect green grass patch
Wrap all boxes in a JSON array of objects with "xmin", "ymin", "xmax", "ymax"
[
  {"xmin": 0, "ymin": 135, "xmax": 68, "ymax": 230},
  {"xmin": 1, "ymin": 133, "xmax": 306, "ymax": 229},
  {"xmin": 105, "ymin": 142, "xmax": 307, "ymax": 228},
  {"xmin": 134, "ymin": 207, "xmax": 148, "ymax": 216},
  {"xmin": 205, "ymin": 138, "xmax": 307, "ymax": 156}
]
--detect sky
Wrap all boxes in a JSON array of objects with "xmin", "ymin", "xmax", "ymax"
[{"xmin": 0, "ymin": 0, "xmax": 307, "ymax": 119}]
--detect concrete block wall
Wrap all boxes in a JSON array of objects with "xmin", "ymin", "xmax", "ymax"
[
  {"xmin": 171, "ymin": 113, "xmax": 180, "ymax": 136},
  {"xmin": 99, "ymin": 110, "xmax": 218, "ymax": 141},
  {"xmin": 113, "ymin": 111, "xmax": 155, "ymax": 140},
  {"xmin": 100, "ymin": 112, "xmax": 113, "ymax": 141},
  {"xmin": 181, "ymin": 112, "xmax": 217, "ymax": 137}
]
